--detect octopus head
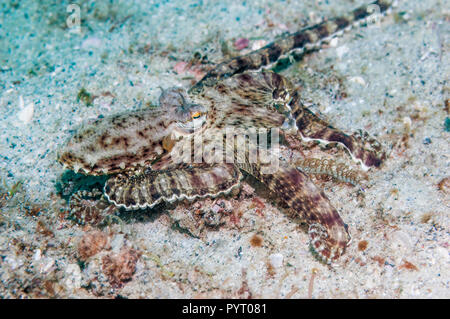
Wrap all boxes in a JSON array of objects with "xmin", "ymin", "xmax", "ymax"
[{"xmin": 159, "ymin": 87, "xmax": 207, "ymax": 135}]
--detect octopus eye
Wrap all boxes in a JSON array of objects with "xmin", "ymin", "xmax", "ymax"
[{"xmin": 191, "ymin": 111, "xmax": 202, "ymax": 120}]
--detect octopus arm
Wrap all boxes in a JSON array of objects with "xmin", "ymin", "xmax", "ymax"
[
  {"xmin": 238, "ymin": 161, "xmax": 350, "ymax": 263},
  {"xmin": 104, "ymin": 163, "xmax": 242, "ymax": 210},
  {"xmin": 288, "ymin": 91, "xmax": 386, "ymax": 169},
  {"xmin": 189, "ymin": 0, "xmax": 393, "ymax": 94}
]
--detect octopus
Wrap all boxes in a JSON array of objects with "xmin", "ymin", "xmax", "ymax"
[{"xmin": 58, "ymin": 0, "xmax": 391, "ymax": 264}]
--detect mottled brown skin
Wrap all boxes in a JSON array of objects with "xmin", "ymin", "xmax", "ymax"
[
  {"xmin": 57, "ymin": 89, "xmax": 207, "ymax": 175},
  {"xmin": 69, "ymin": 189, "xmax": 111, "ymax": 225},
  {"xmin": 189, "ymin": 0, "xmax": 392, "ymax": 95},
  {"xmin": 104, "ymin": 164, "xmax": 242, "ymax": 210},
  {"xmin": 58, "ymin": 108, "xmax": 176, "ymax": 175},
  {"xmin": 289, "ymin": 91, "xmax": 386, "ymax": 168},
  {"xmin": 246, "ymin": 163, "xmax": 350, "ymax": 262},
  {"xmin": 59, "ymin": 0, "xmax": 392, "ymax": 264}
]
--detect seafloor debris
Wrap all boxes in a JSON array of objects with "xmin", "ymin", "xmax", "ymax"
[
  {"xmin": 173, "ymin": 60, "xmax": 206, "ymax": 81},
  {"xmin": 169, "ymin": 198, "xmax": 233, "ymax": 238},
  {"xmin": 268, "ymin": 253, "xmax": 283, "ymax": 268},
  {"xmin": 77, "ymin": 230, "xmax": 109, "ymax": 261},
  {"xmin": 76, "ymin": 88, "xmax": 94, "ymax": 106},
  {"xmin": 358, "ymin": 240, "xmax": 368, "ymax": 251},
  {"xmin": 437, "ymin": 177, "xmax": 450, "ymax": 194},
  {"xmin": 307, "ymin": 268, "xmax": 319, "ymax": 299},
  {"xmin": 101, "ymin": 247, "xmax": 141, "ymax": 288},
  {"xmin": 398, "ymin": 260, "xmax": 419, "ymax": 271},
  {"xmin": 250, "ymin": 234, "xmax": 263, "ymax": 247},
  {"xmin": 234, "ymin": 38, "xmax": 249, "ymax": 50}
]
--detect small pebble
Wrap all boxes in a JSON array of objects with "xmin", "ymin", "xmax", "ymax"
[
  {"xmin": 269, "ymin": 253, "xmax": 283, "ymax": 268},
  {"xmin": 18, "ymin": 100, "xmax": 34, "ymax": 124},
  {"xmin": 65, "ymin": 264, "xmax": 82, "ymax": 290},
  {"xmin": 390, "ymin": 230, "xmax": 412, "ymax": 251},
  {"xmin": 5, "ymin": 256, "xmax": 23, "ymax": 270},
  {"xmin": 211, "ymin": 204, "xmax": 222, "ymax": 214},
  {"xmin": 402, "ymin": 116, "xmax": 412, "ymax": 134},
  {"xmin": 173, "ymin": 61, "xmax": 188, "ymax": 74},
  {"xmin": 349, "ymin": 76, "xmax": 366, "ymax": 86},
  {"xmin": 336, "ymin": 45, "xmax": 349, "ymax": 59},
  {"xmin": 81, "ymin": 37, "xmax": 102, "ymax": 50},
  {"xmin": 234, "ymin": 38, "xmax": 249, "ymax": 50},
  {"xmin": 437, "ymin": 177, "xmax": 450, "ymax": 194},
  {"xmin": 329, "ymin": 37, "xmax": 339, "ymax": 47},
  {"xmin": 33, "ymin": 249, "xmax": 42, "ymax": 261},
  {"xmin": 251, "ymin": 39, "xmax": 267, "ymax": 51},
  {"xmin": 40, "ymin": 259, "xmax": 55, "ymax": 274}
]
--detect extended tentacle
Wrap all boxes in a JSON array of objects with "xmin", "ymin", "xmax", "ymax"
[
  {"xmin": 104, "ymin": 164, "xmax": 242, "ymax": 210},
  {"xmin": 200, "ymin": 69, "xmax": 386, "ymax": 169},
  {"xmin": 288, "ymin": 91, "xmax": 386, "ymax": 169},
  {"xmin": 295, "ymin": 157, "xmax": 368, "ymax": 187},
  {"xmin": 220, "ymin": 133, "xmax": 349, "ymax": 263},
  {"xmin": 238, "ymin": 161, "xmax": 350, "ymax": 264},
  {"xmin": 189, "ymin": 0, "xmax": 393, "ymax": 94}
]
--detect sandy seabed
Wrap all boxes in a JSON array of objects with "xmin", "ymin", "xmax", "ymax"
[{"xmin": 0, "ymin": 0, "xmax": 448, "ymax": 298}]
